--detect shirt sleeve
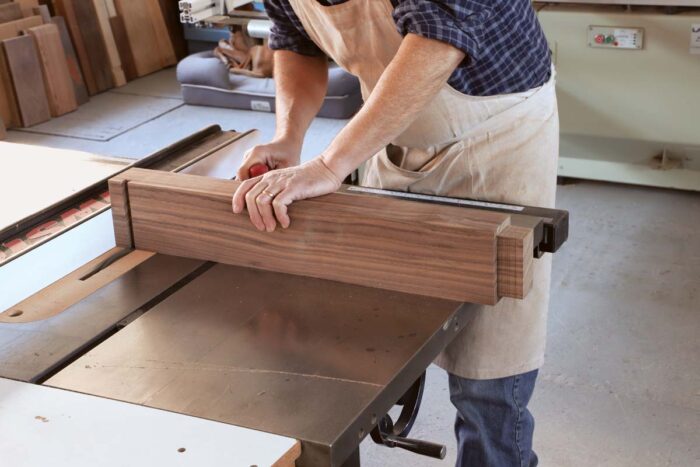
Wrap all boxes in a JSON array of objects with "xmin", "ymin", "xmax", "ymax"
[
  {"xmin": 392, "ymin": 0, "xmax": 494, "ymax": 66},
  {"xmin": 263, "ymin": 0, "xmax": 326, "ymax": 57}
]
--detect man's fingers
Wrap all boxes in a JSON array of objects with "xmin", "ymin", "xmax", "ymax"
[
  {"xmin": 236, "ymin": 165, "xmax": 250, "ymax": 181},
  {"xmin": 245, "ymin": 182, "xmax": 269, "ymax": 231},
  {"xmin": 272, "ymin": 190, "xmax": 294, "ymax": 229},
  {"xmin": 256, "ymin": 186, "xmax": 278, "ymax": 232},
  {"xmin": 232, "ymin": 178, "xmax": 256, "ymax": 213}
]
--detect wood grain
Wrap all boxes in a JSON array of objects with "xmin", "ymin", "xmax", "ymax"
[
  {"xmin": 92, "ymin": 0, "xmax": 125, "ymax": 87},
  {"xmin": 13, "ymin": 0, "xmax": 38, "ymax": 17},
  {"xmin": 108, "ymin": 11, "xmax": 136, "ymax": 81},
  {"xmin": 145, "ymin": 0, "xmax": 175, "ymax": 67},
  {"xmin": 0, "ymin": 248, "xmax": 155, "ymax": 323},
  {"xmin": 497, "ymin": 224, "xmax": 534, "ymax": 300},
  {"xmin": 0, "ymin": 37, "xmax": 18, "ymax": 128},
  {"xmin": 113, "ymin": 0, "xmax": 166, "ymax": 77},
  {"xmin": 0, "ymin": 16, "xmax": 43, "ymax": 127},
  {"xmin": 31, "ymin": 4, "xmax": 51, "ymax": 23},
  {"xmin": 109, "ymin": 176, "xmax": 132, "ymax": 247},
  {"xmin": 0, "ymin": 15, "xmax": 42, "ymax": 36},
  {"xmin": 0, "ymin": 3, "xmax": 22, "ymax": 23},
  {"xmin": 109, "ymin": 169, "xmax": 534, "ymax": 304},
  {"xmin": 26, "ymin": 23, "xmax": 78, "ymax": 116},
  {"xmin": 53, "ymin": 0, "xmax": 97, "ymax": 94},
  {"xmin": 157, "ymin": 0, "xmax": 187, "ymax": 60},
  {"xmin": 2, "ymin": 34, "xmax": 50, "ymax": 127},
  {"xmin": 51, "ymin": 16, "xmax": 89, "ymax": 105},
  {"xmin": 71, "ymin": 0, "xmax": 113, "ymax": 92}
]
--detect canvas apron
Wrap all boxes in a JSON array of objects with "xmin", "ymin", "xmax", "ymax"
[{"xmin": 288, "ymin": 0, "xmax": 559, "ymax": 379}]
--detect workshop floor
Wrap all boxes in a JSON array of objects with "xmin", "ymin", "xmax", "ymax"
[{"xmin": 5, "ymin": 68, "xmax": 699, "ymax": 467}]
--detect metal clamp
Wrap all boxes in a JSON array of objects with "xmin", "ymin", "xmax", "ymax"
[{"xmin": 370, "ymin": 372, "xmax": 446, "ymax": 460}]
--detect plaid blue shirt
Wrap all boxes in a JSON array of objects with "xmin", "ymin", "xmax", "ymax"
[{"xmin": 263, "ymin": 0, "xmax": 551, "ymax": 96}]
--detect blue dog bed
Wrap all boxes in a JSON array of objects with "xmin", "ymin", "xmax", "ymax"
[{"xmin": 177, "ymin": 51, "xmax": 362, "ymax": 119}]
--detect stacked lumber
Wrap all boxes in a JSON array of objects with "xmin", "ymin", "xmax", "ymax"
[
  {"xmin": 0, "ymin": 7, "xmax": 58, "ymax": 129},
  {"xmin": 0, "ymin": 1, "xmax": 80, "ymax": 129},
  {"xmin": 0, "ymin": 0, "xmax": 186, "ymax": 131},
  {"xmin": 52, "ymin": 0, "xmax": 182, "ymax": 91}
]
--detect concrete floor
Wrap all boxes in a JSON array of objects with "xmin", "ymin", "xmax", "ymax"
[{"xmin": 5, "ymin": 68, "xmax": 699, "ymax": 467}]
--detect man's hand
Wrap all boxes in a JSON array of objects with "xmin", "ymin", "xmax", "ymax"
[
  {"xmin": 236, "ymin": 138, "xmax": 302, "ymax": 181},
  {"xmin": 232, "ymin": 157, "xmax": 342, "ymax": 232}
]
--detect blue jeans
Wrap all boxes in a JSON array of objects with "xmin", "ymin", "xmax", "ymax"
[{"xmin": 449, "ymin": 370, "xmax": 539, "ymax": 467}]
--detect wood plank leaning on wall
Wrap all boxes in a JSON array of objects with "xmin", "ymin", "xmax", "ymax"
[
  {"xmin": 0, "ymin": 15, "xmax": 44, "ymax": 128},
  {"xmin": 26, "ymin": 23, "xmax": 78, "ymax": 117},
  {"xmin": 52, "ymin": 0, "xmax": 98, "ymax": 95},
  {"xmin": 70, "ymin": 0, "xmax": 114, "ymax": 92},
  {"xmin": 0, "ymin": 3, "xmax": 22, "ymax": 23},
  {"xmin": 13, "ymin": 0, "xmax": 39, "ymax": 17},
  {"xmin": 1, "ymin": 34, "xmax": 51, "ymax": 127},
  {"xmin": 113, "ymin": 0, "xmax": 176, "ymax": 77},
  {"xmin": 92, "ymin": 0, "xmax": 125, "ymax": 87},
  {"xmin": 110, "ymin": 169, "xmax": 536, "ymax": 305},
  {"xmin": 51, "ymin": 16, "xmax": 89, "ymax": 105}
]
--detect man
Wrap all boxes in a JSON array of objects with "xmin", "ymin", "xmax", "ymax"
[{"xmin": 232, "ymin": 1, "xmax": 558, "ymax": 465}]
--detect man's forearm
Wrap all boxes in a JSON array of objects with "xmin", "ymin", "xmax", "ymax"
[
  {"xmin": 321, "ymin": 34, "xmax": 465, "ymax": 179},
  {"xmin": 273, "ymin": 50, "xmax": 328, "ymax": 145}
]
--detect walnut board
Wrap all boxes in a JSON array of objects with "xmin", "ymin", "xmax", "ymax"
[
  {"xmin": 110, "ymin": 169, "xmax": 535, "ymax": 304},
  {"xmin": 26, "ymin": 23, "xmax": 78, "ymax": 117},
  {"xmin": 51, "ymin": 16, "xmax": 89, "ymax": 105},
  {"xmin": 70, "ymin": 0, "xmax": 113, "ymax": 92},
  {"xmin": 0, "ymin": 15, "xmax": 43, "ymax": 128},
  {"xmin": 13, "ymin": 0, "xmax": 38, "ymax": 17},
  {"xmin": 53, "ymin": 0, "xmax": 97, "ymax": 95},
  {"xmin": 1, "ymin": 34, "xmax": 50, "ymax": 127},
  {"xmin": 91, "ymin": 0, "xmax": 126, "ymax": 87},
  {"xmin": 113, "ymin": 0, "xmax": 171, "ymax": 77},
  {"xmin": 0, "ymin": 3, "xmax": 22, "ymax": 23}
]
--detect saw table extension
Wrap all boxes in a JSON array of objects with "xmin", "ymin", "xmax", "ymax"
[{"xmin": 0, "ymin": 127, "xmax": 568, "ymax": 466}]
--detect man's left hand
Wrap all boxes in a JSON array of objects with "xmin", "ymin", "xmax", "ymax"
[{"xmin": 232, "ymin": 157, "xmax": 342, "ymax": 232}]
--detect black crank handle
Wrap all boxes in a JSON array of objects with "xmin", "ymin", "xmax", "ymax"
[{"xmin": 384, "ymin": 434, "xmax": 446, "ymax": 460}]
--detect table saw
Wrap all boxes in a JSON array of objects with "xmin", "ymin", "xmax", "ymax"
[{"xmin": 0, "ymin": 126, "xmax": 568, "ymax": 466}]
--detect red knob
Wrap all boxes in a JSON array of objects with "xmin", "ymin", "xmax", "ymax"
[{"xmin": 249, "ymin": 163, "xmax": 270, "ymax": 178}]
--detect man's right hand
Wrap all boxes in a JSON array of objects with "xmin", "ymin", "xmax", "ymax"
[{"xmin": 236, "ymin": 138, "xmax": 302, "ymax": 180}]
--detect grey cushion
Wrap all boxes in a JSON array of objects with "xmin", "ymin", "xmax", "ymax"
[{"xmin": 176, "ymin": 51, "xmax": 362, "ymax": 119}]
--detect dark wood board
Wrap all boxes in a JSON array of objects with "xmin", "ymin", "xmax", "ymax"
[
  {"xmin": 1, "ymin": 34, "xmax": 50, "ymax": 127},
  {"xmin": 32, "ymin": 4, "xmax": 51, "ymax": 23},
  {"xmin": 113, "ymin": 0, "xmax": 163, "ymax": 77},
  {"xmin": 0, "ymin": 116, "xmax": 6, "ymax": 139},
  {"xmin": 52, "ymin": 0, "xmax": 97, "ymax": 95},
  {"xmin": 70, "ymin": 0, "xmax": 113, "ymax": 92},
  {"xmin": 26, "ymin": 23, "xmax": 78, "ymax": 116},
  {"xmin": 91, "ymin": 0, "xmax": 125, "ymax": 86},
  {"xmin": 110, "ymin": 169, "xmax": 534, "ymax": 304},
  {"xmin": 51, "ymin": 16, "xmax": 88, "ymax": 105},
  {"xmin": 157, "ymin": 0, "xmax": 187, "ymax": 60},
  {"xmin": 14, "ymin": 0, "xmax": 39, "ymax": 17},
  {"xmin": 108, "ymin": 13, "xmax": 136, "ymax": 81},
  {"xmin": 0, "ymin": 16, "xmax": 44, "ymax": 127},
  {"xmin": 0, "ymin": 3, "xmax": 22, "ymax": 23},
  {"xmin": 0, "ymin": 42, "xmax": 19, "ymax": 128}
]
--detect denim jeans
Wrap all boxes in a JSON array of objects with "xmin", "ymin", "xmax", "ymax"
[{"xmin": 449, "ymin": 370, "xmax": 539, "ymax": 467}]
